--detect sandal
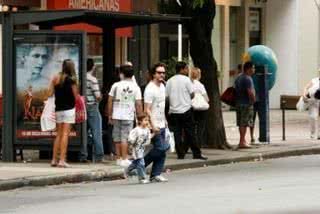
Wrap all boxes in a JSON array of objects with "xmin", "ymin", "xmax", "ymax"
[
  {"xmin": 50, "ymin": 160, "xmax": 58, "ymax": 167},
  {"xmin": 57, "ymin": 161, "xmax": 71, "ymax": 168},
  {"xmin": 238, "ymin": 144, "xmax": 252, "ymax": 149}
]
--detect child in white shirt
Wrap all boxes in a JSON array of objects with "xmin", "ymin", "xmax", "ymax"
[{"xmin": 125, "ymin": 113, "xmax": 153, "ymax": 184}]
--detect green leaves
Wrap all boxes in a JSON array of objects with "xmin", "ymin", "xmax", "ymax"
[
  {"xmin": 192, "ymin": 0, "xmax": 207, "ymax": 8},
  {"xmin": 158, "ymin": 0, "xmax": 209, "ymax": 14}
]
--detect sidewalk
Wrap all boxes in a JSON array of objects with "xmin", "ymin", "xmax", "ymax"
[{"xmin": 0, "ymin": 110, "xmax": 318, "ymax": 191}]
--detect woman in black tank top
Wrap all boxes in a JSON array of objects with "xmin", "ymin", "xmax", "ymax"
[{"xmin": 48, "ymin": 59, "xmax": 78, "ymax": 168}]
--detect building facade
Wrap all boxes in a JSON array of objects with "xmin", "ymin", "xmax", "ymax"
[
  {"xmin": 0, "ymin": 0, "xmax": 318, "ymax": 109},
  {"xmin": 0, "ymin": 0, "xmax": 42, "ymax": 94},
  {"xmin": 216, "ymin": 0, "xmax": 320, "ymax": 108}
]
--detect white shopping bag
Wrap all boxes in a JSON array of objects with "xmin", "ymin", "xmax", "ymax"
[
  {"xmin": 40, "ymin": 96, "xmax": 56, "ymax": 131},
  {"xmin": 165, "ymin": 128, "xmax": 175, "ymax": 153},
  {"xmin": 192, "ymin": 93, "xmax": 209, "ymax": 111},
  {"xmin": 296, "ymin": 96, "xmax": 308, "ymax": 112}
]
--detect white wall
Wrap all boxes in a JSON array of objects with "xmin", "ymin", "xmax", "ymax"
[
  {"xmin": 212, "ymin": 6, "xmax": 222, "ymax": 78},
  {"xmin": 297, "ymin": 0, "xmax": 319, "ymax": 94},
  {"xmin": 266, "ymin": 0, "xmax": 299, "ymax": 108}
]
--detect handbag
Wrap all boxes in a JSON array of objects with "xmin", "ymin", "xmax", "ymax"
[
  {"xmin": 75, "ymin": 95, "xmax": 87, "ymax": 123},
  {"xmin": 192, "ymin": 93, "xmax": 209, "ymax": 111},
  {"xmin": 165, "ymin": 128, "xmax": 175, "ymax": 153},
  {"xmin": 40, "ymin": 96, "xmax": 56, "ymax": 131},
  {"xmin": 221, "ymin": 87, "xmax": 236, "ymax": 107}
]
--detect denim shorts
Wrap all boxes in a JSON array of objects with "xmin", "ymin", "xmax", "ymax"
[
  {"xmin": 56, "ymin": 108, "xmax": 75, "ymax": 124},
  {"xmin": 112, "ymin": 119, "xmax": 134, "ymax": 143}
]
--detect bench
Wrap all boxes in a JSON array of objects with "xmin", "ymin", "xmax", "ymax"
[
  {"xmin": 280, "ymin": 95, "xmax": 300, "ymax": 110},
  {"xmin": 280, "ymin": 95, "xmax": 300, "ymax": 141}
]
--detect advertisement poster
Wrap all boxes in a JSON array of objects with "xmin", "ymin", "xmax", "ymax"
[{"xmin": 14, "ymin": 32, "xmax": 83, "ymax": 144}]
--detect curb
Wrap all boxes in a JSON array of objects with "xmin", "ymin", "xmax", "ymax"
[
  {"xmin": 0, "ymin": 169, "xmax": 124, "ymax": 192},
  {"xmin": 166, "ymin": 147, "xmax": 320, "ymax": 171},
  {"xmin": 1, "ymin": 147, "xmax": 320, "ymax": 192}
]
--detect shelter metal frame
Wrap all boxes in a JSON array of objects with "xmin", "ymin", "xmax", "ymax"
[{"xmin": 0, "ymin": 9, "xmax": 186, "ymax": 161}]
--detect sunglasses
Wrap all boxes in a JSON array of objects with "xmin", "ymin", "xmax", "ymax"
[{"xmin": 156, "ymin": 71, "xmax": 165, "ymax": 74}]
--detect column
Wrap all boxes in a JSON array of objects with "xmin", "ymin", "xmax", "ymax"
[
  {"xmin": 2, "ymin": 13, "xmax": 14, "ymax": 161},
  {"xmin": 103, "ymin": 27, "xmax": 116, "ymax": 90},
  {"xmin": 244, "ymin": 0, "xmax": 250, "ymax": 50},
  {"xmin": 221, "ymin": 5, "xmax": 230, "ymax": 92}
]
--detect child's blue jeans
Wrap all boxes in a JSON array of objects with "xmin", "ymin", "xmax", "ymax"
[{"xmin": 127, "ymin": 158, "xmax": 147, "ymax": 179}]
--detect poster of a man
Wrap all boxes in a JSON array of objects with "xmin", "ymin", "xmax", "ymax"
[
  {"xmin": 14, "ymin": 34, "xmax": 81, "ymax": 141},
  {"xmin": 17, "ymin": 45, "xmax": 50, "ymax": 90}
]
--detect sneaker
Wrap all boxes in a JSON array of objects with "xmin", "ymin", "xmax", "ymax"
[
  {"xmin": 116, "ymin": 159, "xmax": 122, "ymax": 166},
  {"xmin": 120, "ymin": 159, "xmax": 131, "ymax": 167},
  {"xmin": 79, "ymin": 159, "xmax": 90, "ymax": 163},
  {"xmin": 193, "ymin": 155, "xmax": 208, "ymax": 160},
  {"xmin": 139, "ymin": 179, "xmax": 150, "ymax": 184},
  {"xmin": 95, "ymin": 158, "xmax": 109, "ymax": 163},
  {"xmin": 151, "ymin": 175, "xmax": 168, "ymax": 183}
]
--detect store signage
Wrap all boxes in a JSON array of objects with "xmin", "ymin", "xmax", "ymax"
[
  {"xmin": 47, "ymin": 0, "xmax": 132, "ymax": 36},
  {"xmin": 68, "ymin": 0, "xmax": 120, "ymax": 11}
]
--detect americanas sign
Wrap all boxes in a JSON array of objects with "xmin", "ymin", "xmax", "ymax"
[
  {"xmin": 68, "ymin": 0, "xmax": 120, "ymax": 11},
  {"xmin": 47, "ymin": 0, "xmax": 132, "ymax": 36}
]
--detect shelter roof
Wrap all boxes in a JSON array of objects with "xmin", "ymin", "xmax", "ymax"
[{"xmin": 8, "ymin": 9, "xmax": 187, "ymax": 28}]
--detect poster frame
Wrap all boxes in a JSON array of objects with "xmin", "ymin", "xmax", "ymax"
[{"xmin": 12, "ymin": 30, "xmax": 87, "ymax": 150}]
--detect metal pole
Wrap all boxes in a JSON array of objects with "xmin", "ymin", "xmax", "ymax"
[
  {"xmin": 257, "ymin": 65, "xmax": 270, "ymax": 143},
  {"xmin": 2, "ymin": 13, "xmax": 14, "ymax": 161},
  {"xmin": 178, "ymin": 24, "xmax": 182, "ymax": 61},
  {"xmin": 281, "ymin": 100, "xmax": 286, "ymax": 141}
]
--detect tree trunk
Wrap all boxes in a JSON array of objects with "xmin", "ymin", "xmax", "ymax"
[{"xmin": 181, "ymin": 0, "xmax": 230, "ymax": 149}]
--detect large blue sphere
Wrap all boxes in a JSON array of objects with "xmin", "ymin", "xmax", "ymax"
[{"xmin": 247, "ymin": 45, "xmax": 278, "ymax": 91}]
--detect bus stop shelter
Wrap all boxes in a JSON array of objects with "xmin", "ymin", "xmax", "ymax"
[{"xmin": 0, "ymin": 9, "xmax": 186, "ymax": 162}]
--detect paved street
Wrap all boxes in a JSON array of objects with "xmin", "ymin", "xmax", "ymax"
[{"xmin": 1, "ymin": 155, "xmax": 320, "ymax": 214}]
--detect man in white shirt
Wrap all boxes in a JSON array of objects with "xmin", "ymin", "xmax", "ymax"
[
  {"xmin": 108, "ymin": 65, "xmax": 143, "ymax": 166},
  {"xmin": 166, "ymin": 61, "xmax": 207, "ymax": 160},
  {"xmin": 144, "ymin": 62, "xmax": 170, "ymax": 182}
]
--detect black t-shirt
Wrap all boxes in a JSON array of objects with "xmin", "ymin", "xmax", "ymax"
[{"xmin": 54, "ymin": 76, "xmax": 76, "ymax": 111}]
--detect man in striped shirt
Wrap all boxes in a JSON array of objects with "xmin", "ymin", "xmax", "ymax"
[{"xmin": 80, "ymin": 58, "xmax": 104, "ymax": 162}]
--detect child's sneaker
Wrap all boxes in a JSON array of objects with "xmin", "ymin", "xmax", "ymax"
[
  {"xmin": 139, "ymin": 179, "xmax": 150, "ymax": 184},
  {"xmin": 120, "ymin": 159, "xmax": 131, "ymax": 167},
  {"xmin": 124, "ymin": 168, "xmax": 137, "ymax": 178}
]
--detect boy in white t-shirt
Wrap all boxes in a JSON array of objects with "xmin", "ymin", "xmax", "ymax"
[{"xmin": 108, "ymin": 65, "xmax": 143, "ymax": 167}]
